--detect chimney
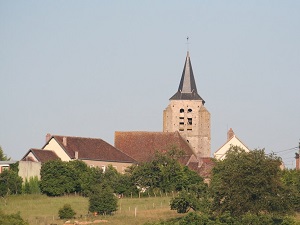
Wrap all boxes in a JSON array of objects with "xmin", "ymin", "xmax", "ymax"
[
  {"xmin": 227, "ymin": 128, "xmax": 234, "ymax": 141},
  {"xmin": 46, "ymin": 133, "xmax": 52, "ymax": 143},
  {"xmin": 296, "ymin": 153, "xmax": 299, "ymax": 170},
  {"xmin": 75, "ymin": 151, "xmax": 78, "ymax": 160},
  {"xmin": 63, "ymin": 137, "xmax": 67, "ymax": 147}
]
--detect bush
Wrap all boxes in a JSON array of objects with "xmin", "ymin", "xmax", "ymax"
[
  {"xmin": 58, "ymin": 204, "xmax": 76, "ymax": 219},
  {"xmin": 0, "ymin": 210, "xmax": 28, "ymax": 225},
  {"xmin": 89, "ymin": 185, "xmax": 117, "ymax": 215}
]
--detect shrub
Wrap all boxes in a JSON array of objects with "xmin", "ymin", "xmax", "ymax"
[
  {"xmin": 89, "ymin": 185, "xmax": 117, "ymax": 215},
  {"xmin": 58, "ymin": 204, "xmax": 76, "ymax": 219},
  {"xmin": 0, "ymin": 210, "xmax": 28, "ymax": 225}
]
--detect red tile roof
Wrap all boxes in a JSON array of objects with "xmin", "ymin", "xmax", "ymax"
[
  {"xmin": 21, "ymin": 148, "xmax": 60, "ymax": 163},
  {"xmin": 50, "ymin": 135, "xmax": 136, "ymax": 163},
  {"xmin": 114, "ymin": 131, "xmax": 195, "ymax": 165},
  {"xmin": 187, "ymin": 157, "xmax": 215, "ymax": 178}
]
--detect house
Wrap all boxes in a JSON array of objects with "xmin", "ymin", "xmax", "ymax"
[
  {"xmin": 214, "ymin": 128, "xmax": 251, "ymax": 160},
  {"xmin": 20, "ymin": 134, "xmax": 136, "ymax": 181},
  {"xmin": 0, "ymin": 161, "xmax": 17, "ymax": 173}
]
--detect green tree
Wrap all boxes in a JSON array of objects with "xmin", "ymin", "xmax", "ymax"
[
  {"xmin": 0, "ymin": 146, "xmax": 10, "ymax": 161},
  {"xmin": 0, "ymin": 170, "xmax": 22, "ymax": 196},
  {"xmin": 170, "ymin": 182, "xmax": 209, "ymax": 213},
  {"xmin": 89, "ymin": 185, "xmax": 118, "ymax": 215},
  {"xmin": 22, "ymin": 176, "xmax": 40, "ymax": 194},
  {"xmin": 281, "ymin": 169, "xmax": 300, "ymax": 212},
  {"xmin": 58, "ymin": 204, "xmax": 76, "ymax": 219},
  {"xmin": 40, "ymin": 160, "xmax": 77, "ymax": 196},
  {"xmin": 0, "ymin": 210, "xmax": 29, "ymax": 225},
  {"xmin": 210, "ymin": 146, "xmax": 294, "ymax": 217},
  {"xmin": 129, "ymin": 147, "xmax": 192, "ymax": 193}
]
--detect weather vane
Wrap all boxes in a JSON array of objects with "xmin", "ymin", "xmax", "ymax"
[{"xmin": 186, "ymin": 36, "xmax": 190, "ymax": 51}]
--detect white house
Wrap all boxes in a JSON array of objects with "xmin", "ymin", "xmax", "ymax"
[{"xmin": 214, "ymin": 128, "xmax": 250, "ymax": 160}]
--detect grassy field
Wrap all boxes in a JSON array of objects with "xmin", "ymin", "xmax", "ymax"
[{"xmin": 0, "ymin": 194, "xmax": 181, "ymax": 225}]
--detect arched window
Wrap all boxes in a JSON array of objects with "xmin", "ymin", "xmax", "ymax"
[
  {"xmin": 180, "ymin": 108, "xmax": 184, "ymax": 113},
  {"xmin": 188, "ymin": 108, "xmax": 192, "ymax": 113}
]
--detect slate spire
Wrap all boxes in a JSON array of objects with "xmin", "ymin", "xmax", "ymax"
[{"xmin": 170, "ymin": 51, "xmax": 205, "ymax": 103}]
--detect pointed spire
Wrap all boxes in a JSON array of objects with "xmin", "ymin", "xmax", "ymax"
[{"xmin": 170, "ymin": 51, "xmax": 205, "ymax": 103}]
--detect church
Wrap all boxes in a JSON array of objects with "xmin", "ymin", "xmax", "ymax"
[
  {"xmin": 19, "ymin": 51, "xmax": 230, "ymax": 180},
  {"xmin": 114, "ymin": 51, "xmax": 213, "ymax": 177},
  {"xmin": 163, "ymin": 51, "xmax": 211, "ymax": 158}
]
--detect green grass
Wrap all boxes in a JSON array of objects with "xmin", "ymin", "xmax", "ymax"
[{"xmin": 0, "ymin": 194, "xmax": 181, "ymax": 225}]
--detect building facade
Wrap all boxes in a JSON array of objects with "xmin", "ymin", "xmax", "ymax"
[{"xmin": 163, "ymin": 51, "xmax": 211, "ymax": 158}]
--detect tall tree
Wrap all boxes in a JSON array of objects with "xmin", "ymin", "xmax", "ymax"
[
  {"xmin": 0, "ymin": 146, "xmax": 10, "ymax": 161},
  {"xmin": 210, "ymin": 146, "xmax": 294, "ymax": 217},
  {"xmin": 0, "ymin": 170, "xmax": 22, "ymax": 196}
]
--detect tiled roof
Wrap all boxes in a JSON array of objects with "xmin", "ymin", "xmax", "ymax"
[
  {"xmin": 21, "ymin": 148, "xmax": 60, "ymax": 163},
  {"xmin": 51, "ymin": 135, "xmax": 136, "ymax": 163},
  {"xmin": 114, "ymin": 131, "xmax": 195, "ymax": 165},
  {"xmin": 187, "ymin": 157, "xmax": 215, "ymax": 178}
]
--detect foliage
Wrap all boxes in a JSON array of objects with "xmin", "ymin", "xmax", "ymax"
[
  {"xmin": 40, "ymin": 160, "xmax": 93, "ymax": 196},
  {"xmin": 58, "ymin": 204, "xmax": 76, "ymax": 219},
  {"xmin": 40, "ymin": 160, "xmax": 70, "ymax": 196},
  {"xmin": 170, "ymin": 182, "xmax": 209, "ymax": 214},
  {"xmin": 80, "ymin": 166, "xmax": 103, "ymax": 196},
  {"xmin": 0, "ymin": 169, "xmax": 23, "ymax": 196},
  {"xmin": 210, "ymin": 146, "xmax": 294, "ymax": 217},
  {"xmin": 281, "ymin": 169, "xmax": 300, "ymax": 211},
  {"xmin": 0, "ymin": 146, "xmax": 10, "ymax": 161},
  {"xmin": 9, "ymin": 162, "xmax": 19, "ymax": 173},
  {"xmin": 88, "ymin": 185, "xmax": 118, "ymax": 215},
  {"xmin": 0, "ymin": 210, "xmax": 28, "ymax": 225},
  {"xmin": 145, "ymin": 212, "xmax": 300, "ymax": 225},
  {"xmin": 22, "ymin": 176, "xmax": 40, "ymax": 194},
  {"xmin": 129, "ymin": 146, "xmax": 203, "ymax": 194}
]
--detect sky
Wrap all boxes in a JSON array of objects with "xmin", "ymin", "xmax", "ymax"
[{"xmin": 1, "ymin": 1, "xmax": 299, "ymax": 168}]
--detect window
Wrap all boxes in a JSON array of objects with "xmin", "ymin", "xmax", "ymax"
[
  {"xmin": 188, "ymin": 108, "xmax": 192, "ymax": 113},
  {"xmin": 180, "ymin": 108, "xmax": 184, "ymax": 113}
]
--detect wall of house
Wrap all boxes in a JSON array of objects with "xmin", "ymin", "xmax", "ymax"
[
  {"xmin": 82, "ymin": 160, "xmax": 133, "ymax": 174},
  {"xmin": 18, "ymin": 161, "xmax": 41, "ymax": 181},
  {"xmin": 43, "ymin": 138, "xmax": 70, "ymax": 161},
  {"xmin": 214, "ymin": 136, "xmax": 250, "ymax": 160},
  {"xmin": 163, "ymin": 99, "xmax": 211, "ymax": 157}
]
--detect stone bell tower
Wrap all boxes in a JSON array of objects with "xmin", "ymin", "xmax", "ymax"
[{"xmin": 163, "ymin": 51, "xmax": 211, "ymax": 157}]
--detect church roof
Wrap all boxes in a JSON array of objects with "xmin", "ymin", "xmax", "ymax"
[
  {"xmin": 114, "ymin": 131, "xmax": 195, "ymax": 165},
  {"xmin": 170, "ymin": 51, "xmax": 205, "ymax": 103}
]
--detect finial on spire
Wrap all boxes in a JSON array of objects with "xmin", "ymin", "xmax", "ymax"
[{"xmin": 186, "ymin": 36, "xmax": 190, "ymax": 52}]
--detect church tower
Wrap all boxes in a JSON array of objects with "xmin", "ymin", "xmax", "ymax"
[{"xmin": 163, "ymin": 51, "xmax": 211, "ymax": 157}]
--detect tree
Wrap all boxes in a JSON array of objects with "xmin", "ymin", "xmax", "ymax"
[
  {"xmin": 281, "ymin": 169, "xmax": 300, "ymax": 211},
  {"xmin": 210, "ymin": 146, "xmax": 294, "ymax": 217},
  {"xmin": 40, "ymin": 160, "xmax": 77, "ymax": 196},
  {"xmin": 89, "ymin": 185, "xmax": 118, "ymax": 215},
  {"xmin": 22, "ymin": 176, "xmax": 40, "ymax": 194},
  {"xmin": 0, "ymin": 146, "xmax": 10, "ymax": 161},
  {"xmin": 170, "ymin": 182, "xmax": 209, "ymax": 213},
  {"xmin": 58, "ymin": 204, "xmax": 76, "ymax": 219},
  {"xmin": 0, "ymin": 170, "xmax": 23, "ymax": 196},
  {"xmin": 129, "ymin": 147, "xmax": 191, "ymax": 193}
]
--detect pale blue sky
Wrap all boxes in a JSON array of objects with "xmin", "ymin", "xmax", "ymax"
[{"xmin": 1, "ymin": 1, "xmax": 299, "ymax": 167}]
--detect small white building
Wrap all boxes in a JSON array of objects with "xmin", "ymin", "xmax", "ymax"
[
  {"xmin": 0, "ymin": 161, "xmax": 17, "ymax": 173},
  {"xmin": 214, "ymin": 128, "xmax": 250, "ymax": 160}
]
